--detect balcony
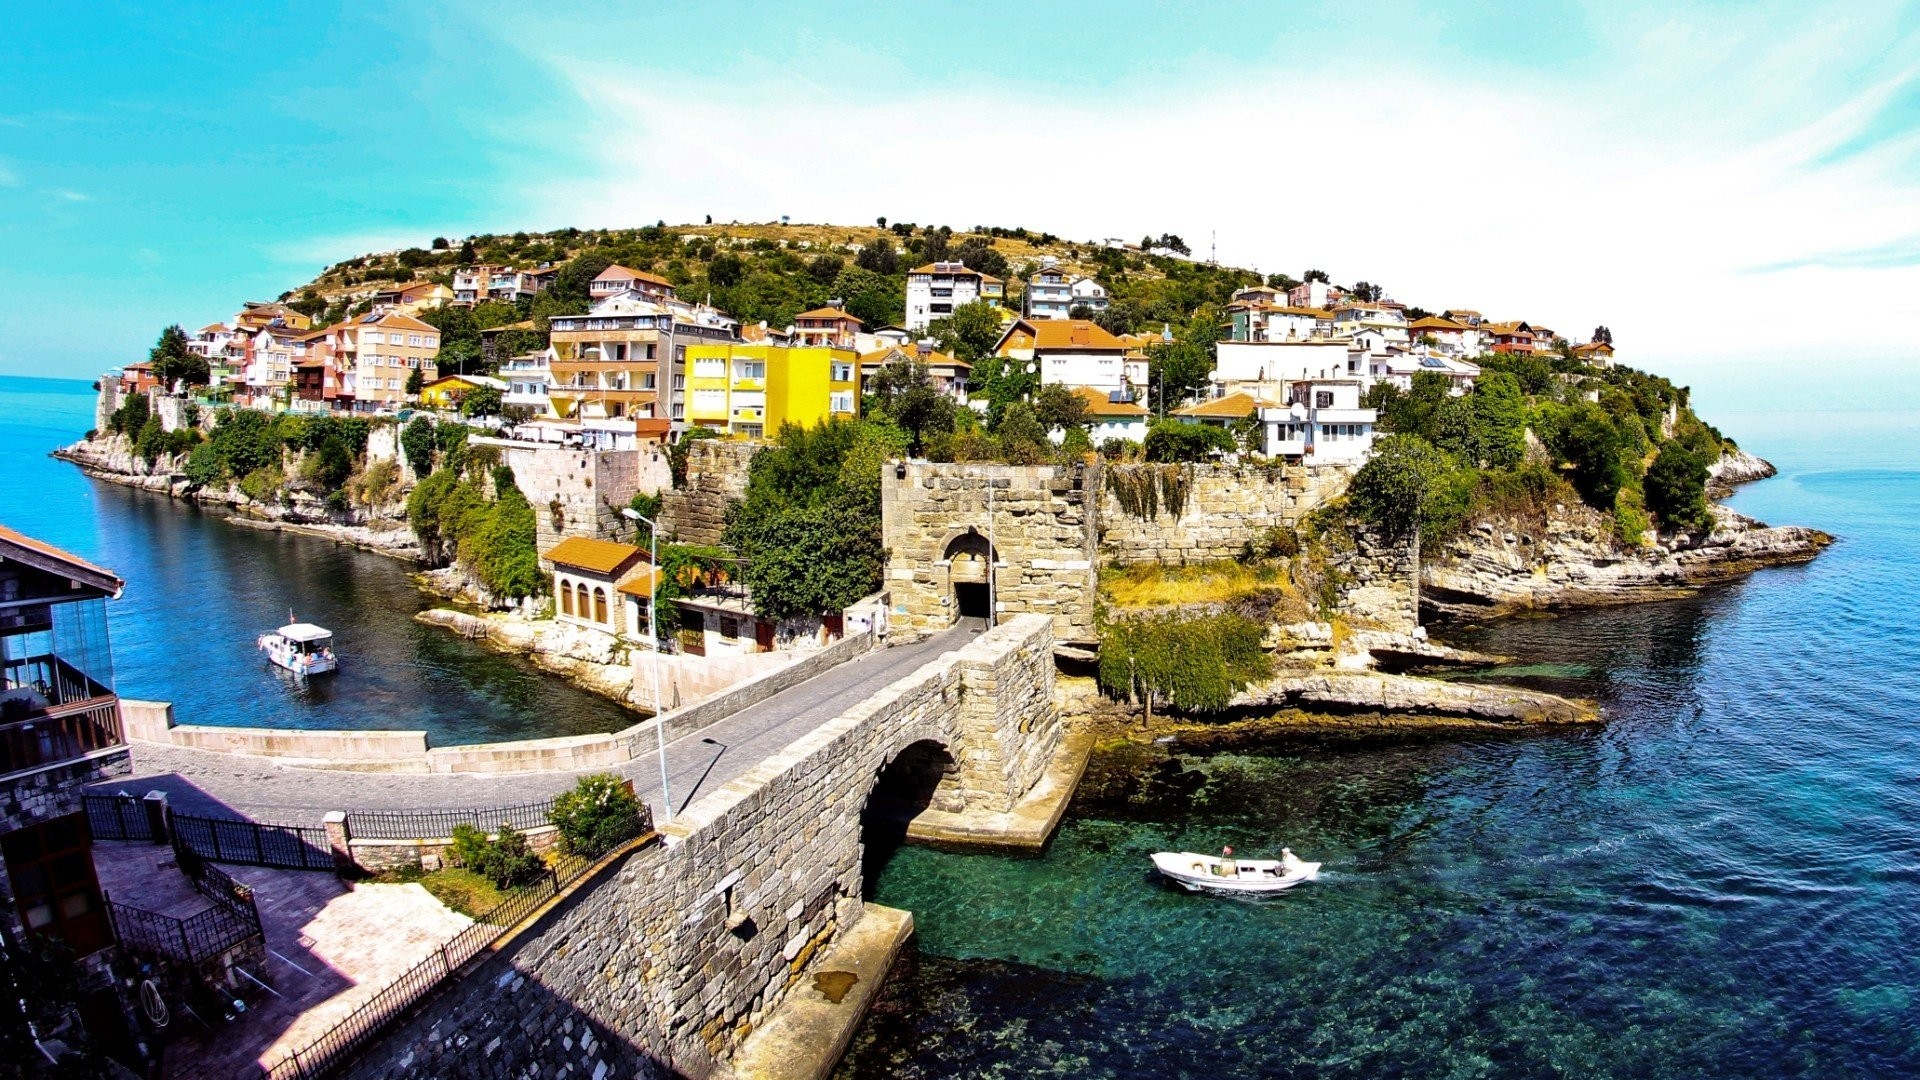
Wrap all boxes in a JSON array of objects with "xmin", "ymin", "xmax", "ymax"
[
  {"xmin": 1313, "ymin": 408, "xmax": 1377, "ymax": 423},
  {"xmin": 1, "ymin": 648, "xmax": 122, "ymax": 778}
]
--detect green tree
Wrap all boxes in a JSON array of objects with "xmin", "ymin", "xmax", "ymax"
[
  {"xmin": 401, "ymin": 415, "xmax": 436, "ymax": 477},
  {"xmin": 405, "ymin": 367, "xmax": 425, "ymax": 397},
  {"xmin": 993, "ymin": 402, "xmax": 1050, "ymax": 465},
  {"xmin": 1643, "ymin": 443, "xmax": 1711, "ymax": 533},
  {"xmin": 150, "ymin": 324, "xmax": 209, "ymax": 388},
  {"xmin": 865, "ymin": 357, "xmax": 954, "ymax": 455},
  {"xmin": 1145, "ymin": 308, "xmax": 1219, "ymax": 413},
  {"xmin": 1345, "ymin": 434, "xmax": 1454, "ymax": 539},
  {"xmin": 926, "ymin": 301, "xmax": 1004, "ymax": 363},
  {"xmin": 1540, "ymin": 401, "xmax": 1631, "ymax": 508},
  {"xmin": 1097, "ymin": 611, "xmax": 1271, "ymax": 719},
  {"xmin": 1032, "ymin": 382, "xmax": 1091, "ymax": 434},
  {"xmin": 1142, "ymin": 420, "xmax": 1235, "ymax": 462},
  {"xmin": 461, "ymin": 385, "xmax": 504, "ymax": 418}
]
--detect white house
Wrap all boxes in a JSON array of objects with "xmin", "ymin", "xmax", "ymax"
[
  {"xmin": 905, "ymin": 261, "xmax": 990, "ymax": 330},
  {"xmin": 1054, "ymin": 386, "xmax": 1149, "ymax": 445},
  {"xmin": 1213, "ymin": 340, "xmax": 1365, "ymax": 386},
  {"xmin": 1286, "ymin": 279, "xmax": 1345, "ymax": 309},
  {"xmin": 1024, "ymin": 262, "xmax": 1111, "ymax": 320},
  {"xmin": 501, "ymin": 347, "xmax": 555, "ymax": 412},
  {"xmin": 1259, "ymin": 379, "xmax": 1377, "ymax": 464},
  {"xmin": 1331, "ymin": 303, "xmax": 1411, "ymax": 346},
  {"xmin": 1371, "ymin": 351, "xmax": 1481, "ymax": 394},
  {"xmin": 993, "ymin": 318, "xmax": 1144, "ymax": 397}
]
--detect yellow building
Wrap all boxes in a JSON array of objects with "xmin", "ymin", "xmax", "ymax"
[
  {"xmin": 683, "ymin": 344, "xmax": 860, "ymax": 438},
  {"xmin": 418, "ymin": 373, "xmax": 507, "ymax": 410}
]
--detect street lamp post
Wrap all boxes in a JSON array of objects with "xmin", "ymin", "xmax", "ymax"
[{"xmin": 621, "ymin": 507, "xmax": 671, "ymax": 823}]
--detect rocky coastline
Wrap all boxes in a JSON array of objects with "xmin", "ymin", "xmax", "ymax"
[
  {"xmin": 54, "ymin": 434, "xmax": 422, "ymax": 561},
  {"xmin": 1421, "ymin": 450, "xmax": 1830, "ymax": 622},
  {"xmin": 414, "ymin": 606, "xmax": 642, "ymax": 710}
]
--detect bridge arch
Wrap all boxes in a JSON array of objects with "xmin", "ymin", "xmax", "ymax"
[{"xmin": 859, "ymin": 738, "xmax": 959, "ymax": 898}]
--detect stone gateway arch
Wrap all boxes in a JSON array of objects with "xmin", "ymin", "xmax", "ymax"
[{"xmin": 354, "ymin": 616, "xmax": 1061, "ymax": 1079}]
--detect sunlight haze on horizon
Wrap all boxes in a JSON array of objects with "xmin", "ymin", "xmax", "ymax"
[{"xmin": 6, "ymin": 0, "xmax": 1920, "ymax": 412}]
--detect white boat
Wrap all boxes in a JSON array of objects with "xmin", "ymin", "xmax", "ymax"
[
  {"xmin": 258, "ymin": 622, "xmax": 338, "ymax": 677},
  {"xmin": 1151, "ymin": 849, "xmax": 1321, "ymax": 893}
]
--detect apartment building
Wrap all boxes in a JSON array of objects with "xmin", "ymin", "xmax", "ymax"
[
  {"xmin": 319, "ymin": 310, "xmax": 442, "ymax": 413},
  {"xmin": 791, "ymin": 305, "xmax": 863, "ymax": 349},
  {"xmin": 591, "ymin": 265, "xmax": 677, "ymax": 302},
  {"xmin": 905, "ymin": 261, "xmax": 992, "ymax": 330},
  {"xmin": 548, "ymin": 292, "xmax": 739, "ymax": 428},
  {"xmin": 993, "ymin": 318, "xmax": 1144, "ymax": 397},
  {"xmin": 451, "ymin": 265, "xmax": 559, "ymax": 306},
  {"xmin": 682, "ymin": 343, "xmax": 859, "ymax": 438},
  {"xmin": 1023, "ymin": 263, "xmax": 1110, "ymax": 320}
]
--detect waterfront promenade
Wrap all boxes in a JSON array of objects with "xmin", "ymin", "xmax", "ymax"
[{"xmin": 95, "ymin": 622, "xmax": 982, "ymax": 824}]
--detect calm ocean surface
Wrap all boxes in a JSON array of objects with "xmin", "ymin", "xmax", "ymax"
[
  {"xmin": 848, "ymin": 405, "xmax": 1920, "ymax": 1077},
  {"xmin": 0, "ymin": 375, "xmax": 633, "ymax": 744}
]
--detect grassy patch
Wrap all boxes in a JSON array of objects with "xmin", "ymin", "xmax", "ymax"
[
  {"xmin": 1099, "ymin": 560, "xmax": 1292, "ymax": 609},
  {"xmin": 372, "ymin": 865, "xmax": 506, "ymax": 918}
]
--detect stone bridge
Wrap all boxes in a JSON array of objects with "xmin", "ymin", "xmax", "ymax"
[{"xmin": 353, "ymin": 615, "xmax": 1062, "ymax": 1078}]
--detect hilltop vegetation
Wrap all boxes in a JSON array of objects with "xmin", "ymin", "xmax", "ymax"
[
  {"xmin": 280, "ymin": 220, "xmax": 1265, "ymax": 373},
  {"xmin": 1348, "ymin": 354, "xmax": 1728, "ymax": 546}
]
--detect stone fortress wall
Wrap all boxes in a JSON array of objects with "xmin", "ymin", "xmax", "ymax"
[
  {"xmin": 352, "ymin": 616, "xmax": 1060, "ymax": 1079},
  {"xmin": 661, "ymin": 438, "xmax": 759, "ymax": 546},
  {"xmin": 1095, "ymin": 462, "xmax": 1356, "ymax": 564}
]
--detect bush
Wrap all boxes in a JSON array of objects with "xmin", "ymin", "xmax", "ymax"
[
  {"xmin": 1243, "ymin": 526, "xmax": 1301, "ymax": 560},
  {"xmin": 1143, "ymin": 421, "xmax": 1235, "ymax": 463},
  {"xmin": 1097, "ymin": 611, "xmax": 1273, "ymax": 716},
  {"xmin": 548, "ymin": 774, "xmax": 645, "ymax": 857},
  {"xmin": 1644, "ymin": 443, "xmax": 1711, "ymax": 533},
  {"xmin": 449, "ymin": 823, "xmax": 547, "ymax": 890},
  {"xmin": 1345, "ymin": 434, "xmax": 1453, "ymax": 539}
]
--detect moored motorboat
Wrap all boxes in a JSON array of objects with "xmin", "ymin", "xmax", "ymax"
[
  {"xmin": 1151, "ymin": 848, "xmax": 1321, "ymax": 893},
  {"xmin": 258, "ymin": 621, "xmax": 338, "ymax": 677}
]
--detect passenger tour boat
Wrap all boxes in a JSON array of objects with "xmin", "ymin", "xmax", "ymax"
[{"xmin": 258, "ymin": 620, "xmax": 338, "ymax": 677}]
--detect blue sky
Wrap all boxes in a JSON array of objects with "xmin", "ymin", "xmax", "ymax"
[{"xmin": 6, "ymin": 0, "xmax": 1920, "ymax": 413}]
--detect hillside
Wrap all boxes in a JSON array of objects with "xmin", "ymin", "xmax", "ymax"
[{"xmin": 275, "ymin": 220, "xmax": 1263, "ymax": 369}]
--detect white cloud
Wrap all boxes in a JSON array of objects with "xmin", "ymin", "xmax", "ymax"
[
  {"xmin": 487, "ymin": 6, "xmax": 1920, "ymax": 371},
  {"xmin": 0, "ymin": 163, "xmax": 15, "ymax": 186},
  {"xmin": 48, "ymin": 189, "xmax": 89, "ymax": 202}
]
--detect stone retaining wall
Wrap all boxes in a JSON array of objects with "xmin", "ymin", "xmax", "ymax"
[
  {"xmin": 350, "ymin": 616, "xmax": 1058, "ymax": 1078},
  {"xmin": 1096, "ymin": 462, "xmax": 1353, "ymax": 564}
]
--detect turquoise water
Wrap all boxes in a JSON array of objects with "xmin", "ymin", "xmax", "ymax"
[
  {"xmin": 849, "ymin": 409, "xmax": 1920, "ymax": 1076},
  {"xmin": 0, "ymin": 376, "xmax": 633, "ymax": 743}
]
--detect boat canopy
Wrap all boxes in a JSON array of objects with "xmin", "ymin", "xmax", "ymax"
[{"xmin": 278, "ymin": 623, "xmax": 333, "ymax": 642}]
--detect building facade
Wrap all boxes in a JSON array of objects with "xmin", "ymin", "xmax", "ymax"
[
  {"xmin": 904, "ymin": 262, "xmax": 990, "ymax": 330},
  {"xmin": 683, "ymin": 344, "xmax": 859, "ymax": 438}
]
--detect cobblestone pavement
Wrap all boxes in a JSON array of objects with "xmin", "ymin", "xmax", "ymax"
[{"xmin": 93, "ymin": 623, "xmax": 983, "ymax": 826}]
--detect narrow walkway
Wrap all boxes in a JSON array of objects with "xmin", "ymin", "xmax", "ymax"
[{"xmin": 97, "ymin": 623, "xmax": 983, "ymax": 826}]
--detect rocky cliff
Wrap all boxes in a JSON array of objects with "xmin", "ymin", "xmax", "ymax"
[
  {"xmin": 55, "ymin": 434, "xmax": 422, "ymax": 560},
  {"xmin": 1422, "ymin": 451, "xmax": 1829, "ymax": 622}
]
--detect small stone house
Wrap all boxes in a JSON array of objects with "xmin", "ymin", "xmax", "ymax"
[{"xmin": 548, "ymin": 537, "xmax": 651, "ymax": 636}]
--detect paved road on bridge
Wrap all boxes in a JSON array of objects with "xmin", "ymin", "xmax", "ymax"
[{"xmin": 101, "ymin": 622, "xmax": 985, "ymax": 826}]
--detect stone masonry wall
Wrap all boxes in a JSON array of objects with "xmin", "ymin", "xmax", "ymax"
[
  {"xmin": 350, "ymin": 616, "xmax": 1056, "ymax": 1080},
  {"xmin": 881, "ymin": 462, "xmax": 1099, "ymax": 646},
  {"xmin": 661, "ymin": 439, "xmax": 759, "ymax": 546},
  {"xmin": 485, "ymin": 442, "xmax": 671, "ymax": 557},
  {"xmin": 1329, "ymin": 527, "xmax": 1421, "ymax": 632},
  {"xmin": 1097, "ymin": 462, "xmax": 1355, "ymax": 565}
]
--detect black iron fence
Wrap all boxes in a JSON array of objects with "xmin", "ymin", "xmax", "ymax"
[
  {"xmin": 108, "ymin": 893, "xmax": 259, "ymax": 967},
  {"xmin": 343, "ymin": 797, "xmax": 558, "ymax": 841},
  {"xmin": 85, "ymin": 792, "xmax": 153, "ymax": 841},
  {"xmin": 170, "ymin": 812, "xmax": 333, "ymax": 871},
  {"xmin": 87, "ymin": 792, "xmax": 333, "ymax": 871}
]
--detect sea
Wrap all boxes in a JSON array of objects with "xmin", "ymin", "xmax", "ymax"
[
  {"xmin": 846, "ymin": 404, "xmax": 1920, "ymax": 1077},
  {"xmin": 0, "ymin": 375, "xmax": 633, "ymax": 745}
]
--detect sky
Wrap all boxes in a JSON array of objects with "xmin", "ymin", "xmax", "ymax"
[{"xmin": 6, "ymin": 0, "xmax": 1920, "ymax": 415}]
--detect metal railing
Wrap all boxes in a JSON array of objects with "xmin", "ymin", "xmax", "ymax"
[
  {"xmin": 85, "ymin": 792, "xmax": 152, "ymax": 841},
  {"xmin": 108, "ymin": 895, "xmax": 260, "ymax": 967},
  {"xmin": 342, "ymin": 796, "xmax": 558, "ymax": 841},
  {"xmin": 170, "ymin": 812, "xmax": 333, "ymax": 871},
  {"xmin": 0, "ymin": 695, "xmax": 123, "ymax": 775}
]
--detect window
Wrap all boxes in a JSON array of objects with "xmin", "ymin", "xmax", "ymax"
[
  {"xmin": 694, "ymin": 358, "xmax": 725, "ymax": 377},
  {"xmin": 408, "ymin": 335, "xmax": 423, "ymax": 347},
  {"xmin": 734, "ymin": 361, "xmax": 765, "ymax": 380},
  {"xmin": 830, "ymin": 391, "xmax": 854, "ymax": 413},
  {"xmin": 1315, "ymin": 391, "xmax": 1335, "ymax": 409},
  {"xmin": 693, "ymin": 389, "xmax": 727, "ymax": 412},
  {"xmin": 561, "ymin": 580, "xmax": 574, "ymax": 616},
  {"xmin": 831, "ymin": 363, "xmax": 853, "ymax": 381},
  {"xmin": 388, "ymin": 378, "xmax": 401, "ymax": 390},
  {"xmin": 365, "ymin": 331, "xmax": 384, "ymax": 345},
  {"xmin": 719, "ymin": 616, "xmax": 739, "ymax": 639},
  {"xmin": 594, "ymin": 587, "xmax": 608, "ymax": 624}
]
